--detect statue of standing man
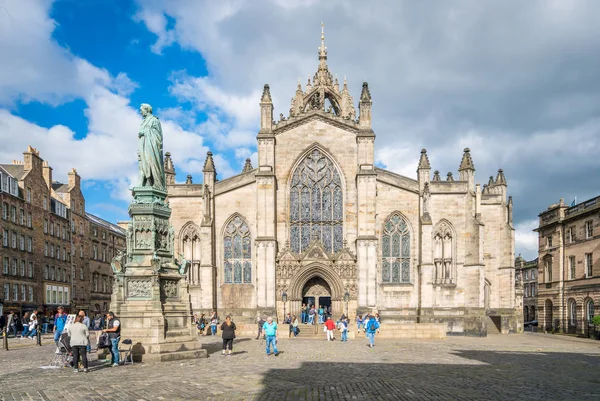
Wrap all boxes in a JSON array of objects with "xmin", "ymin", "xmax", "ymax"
[{"xmin": 137, "ymin": 103, "xmax": 165, "ymax": 190}]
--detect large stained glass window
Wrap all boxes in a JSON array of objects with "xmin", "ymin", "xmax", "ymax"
[
  {"xmin": 223, "ymin": 216, "xmax": 252, "ymax": 284},
  {"xmin": 382, "ymin": 213, "xmax": 411, "ymax": 283},
  {"xmin": 290, "ymin": 149, "xmax": 343, "ymax": 253}
]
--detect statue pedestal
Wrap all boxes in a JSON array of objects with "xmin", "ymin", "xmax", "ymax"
[{"xmin": 111, "ymin": 186, "xmax": 206, "ymax": 362}]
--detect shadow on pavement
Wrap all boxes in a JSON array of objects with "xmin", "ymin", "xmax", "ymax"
[{"xmin": 254, "ymin": 350, "xmax": 600, "ymax": 400}]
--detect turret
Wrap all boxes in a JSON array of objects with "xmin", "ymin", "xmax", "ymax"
[
  {"xmin": 495, "ymin": 168, "xmax": 507, "ymax": 202},
  {"xmin": 260, "ymin": 84, "xmax": 273, "ymax": 133},
  {"xmin": 358, "ymin": 82, "xmax": 372, "ymax": 129},
  {"xmin": 458, "ymin": 148, "xmax": 475, "ymax": 189},
  {"xmin": 164, "ymin": 152, "xmax": 176, "ymax": 185},
  {"xmin": 202, "ymin": 151, "xmax": 216, "ymax": 192},
  {"xmin": 417, "ymin": 149, "xmax": 431, "ymax": 191}
]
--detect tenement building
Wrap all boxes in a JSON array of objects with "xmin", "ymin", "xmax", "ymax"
[
  {"xmin": 166, "ymin": 30, "xmax": 520, "ymax": 335},
  {"xmin": 536, "ymin": 197, "xmax": 599, "ymax": 335},
  {"xmin": 0, "ymin": 146, "xmax": 125, "ymax": 321},
  {"xmin": 515, "ymin": 255, "xmax": 538, "ymax": 322}
]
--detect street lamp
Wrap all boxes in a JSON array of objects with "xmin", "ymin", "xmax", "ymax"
[
  {"xmin": 344, "ymin": 291, "xmax": 350, "ymax": 318},
  {"xmin": 282, "ymin": 291, "xmax": 288, "ymax": 320}
]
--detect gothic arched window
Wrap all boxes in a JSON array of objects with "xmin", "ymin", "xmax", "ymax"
[
  {"xmin": 381, "ymin": 213, "xmax": 411, "ymax": 283},
  {"xmin": 433, "ymin": 220, "xmax": 455, "ymax": 284},
  {"xmin": 289, "ymin": 149, "xmax": 343, "ymax": 253},
  {"xmin": 223, "ymin": 216, "xmax": 252, "ymax": 284}
]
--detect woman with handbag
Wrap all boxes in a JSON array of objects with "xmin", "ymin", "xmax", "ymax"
[{"xmin": 220, "ymin": 316, "xmax": 236, "ymax": 356}]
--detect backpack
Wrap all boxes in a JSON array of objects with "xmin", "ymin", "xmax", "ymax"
[{"xmin": 368, "ymin": 319, "xmax": 377, "ymax": 332}]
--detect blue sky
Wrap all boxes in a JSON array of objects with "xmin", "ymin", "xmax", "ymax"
[{"xmin": 2, "ymin": 0, "xmax": 600, "ymax": 260}]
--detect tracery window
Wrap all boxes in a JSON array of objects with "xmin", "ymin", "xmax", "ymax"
[
  {"xmin": 223, "ymin": 216, "xmax": 252, "ymax": 284},
  {"xmin": 381, "ymin": 213, "xmax": 411, "ymax": 283},
  {"xmin": 289, "ymin": 149, "xmax": 343, "ymax": 254},
  {"xmin": 433, "ymin": 220, "xmax": 455, "ymax": 284}
]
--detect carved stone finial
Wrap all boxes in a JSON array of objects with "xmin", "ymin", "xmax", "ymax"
[
  {"xmin": 203, "ymin": 151, "xmax": 215, "ymax": 173},
  {"xmin": 446, "ymin": 172, "xmax": 454, "ymax": 182},
  {"xmin": 488, "ymin": 176, "xmax": 495, "ymax": 187},
  {"xmin": 418, "ymin": 148, "xmax": 431, "ymax": 170},
  {"xmin": 242, "ymin": 158, "xmax": 253, "ymax": 173},
  {"xmin": 458, "ymin": 147, "xmax": 475, "ymax": 171},
  {"xmin": 185, "ymin": 175, "xmax": 193, "ymax": 184},
  {"xmin": 432, "ymin": 170, "xmax": 441, "ymax": 182},
  {"xmin": 360, "ymin": 82, "xmax": 372, "ymax": 102},
  {"xmin": 261, "ymin": 84, "xmax": 272, "ymax": 103},
  {"xmin": 495, "ymin": 168, "xmax": 507, "ymax": 185}
]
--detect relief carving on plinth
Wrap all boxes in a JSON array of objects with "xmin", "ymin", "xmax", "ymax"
[
  {"xmin": 161, "ymin": 280, "xmax": 179, "ymax": 299},
  {"xmin": 127, "ymin": 279, "xmax": 152, "ymax": 298}
]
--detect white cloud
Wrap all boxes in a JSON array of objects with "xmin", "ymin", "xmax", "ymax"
[{"xmin": 515, "ymin": 219, "xmax": 539, "ymax": 261}]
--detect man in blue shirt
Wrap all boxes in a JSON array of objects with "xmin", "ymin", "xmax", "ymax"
[
  {"xmin": 262, "ymin": 316, "xmax": 279, "ymax": 356},
  {"xmin": 365, "ymin": 313, "xmax": 380, "ymax": 348},
  {"xmin": 53, "ymin": 306, "xmax": 67, "ymax": 343}
]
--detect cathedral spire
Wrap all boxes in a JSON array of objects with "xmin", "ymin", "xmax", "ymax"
[{"xmin": 319, "ymin": 21, "xmax": 327, "ymax": 68}]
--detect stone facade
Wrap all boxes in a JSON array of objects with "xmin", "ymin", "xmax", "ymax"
[
  {"xmin": 535, "ymin": 196, "xmax": 599, "ymax": 335},
  {"xmin": 167, "ymin": 32, "xmax": 520, "ymax": 335},
  {"xmin": 515, "ymin": 256, "xmax": 538, "ymax": 322},
  {"xmin": 0, "ymin": 147, "xmax": 125, "ymax": 321}
]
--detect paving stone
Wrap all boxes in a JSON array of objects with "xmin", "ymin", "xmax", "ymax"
[{"xmin": 0, "ymin": 334, "xmax": 599, "ymax": 400}]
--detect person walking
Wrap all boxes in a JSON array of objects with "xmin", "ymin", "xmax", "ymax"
[
  {"xmin": 255, "ymin": 316, "xmax": 265, "ymax": 340},
  {"xmin": 103, "ymin": 312, "xmax": 121, "ymax": 367},
  {"xmin": 339, "ymin": 317, "xmax": 349, "ymax": 342},
  {"xmin": 20, "ymin": 312, "xmax": 29, "ymax": 338},
  {"xmin": 365, "ymin": 313, "xmax": 380, "ymax": 348},
  {"xmin": 7, "ymin": 312, "xmax": 17, "ymax": 337},
  {"xmin": 197, "ymin": 313, "xmax": 207, "ymax": 335},
  {"xmin": 220, "ymin": 316, "xmax": 236, "ymax": 356},
  {"xmin": 262, "ymin": 317, "xmax": 279, "ymax": 356},
  {"xmin": 68, "ymin": 315, "xmax": 90, "ymax": 372},
  {"xmin": 53, "ymin": 306, "xmax": 67, "ymax": 344},
  {"xmin": 324, "ymin": 316, "xmax": 336, "ymax": 341},
  {"xmin": 26, "ymin": 315, "xmax": 39, "ymax": 339}
]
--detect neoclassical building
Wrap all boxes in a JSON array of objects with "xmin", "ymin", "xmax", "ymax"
[{"xmin": 166, "ymin": 33, "xmax": 520, "ymax": 335}]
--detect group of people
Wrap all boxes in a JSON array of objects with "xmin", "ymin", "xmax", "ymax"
[
  {"xmin": 193, "ymin": 310, "xmax": 220, "ymax": 336},
  {"xmin": 51, "ymin": 306, "xmax": 122, "ymax": 372},
  {"xmin": 0, "ymin": 311, "xmax": 40, "ymax": 339},
  {"xmin": 300, "ymin": 303, "xmax": 333, "ymax": 325}
]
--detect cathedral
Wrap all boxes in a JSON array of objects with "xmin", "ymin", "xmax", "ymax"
[{"xmin": 165, "ymin": 29, "xmax": 521, "ymax": 336}]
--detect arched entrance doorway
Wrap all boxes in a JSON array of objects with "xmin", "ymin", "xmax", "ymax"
[{"xmin": 302, "ymin": 276, "xmax": 332, "ymax": 317}]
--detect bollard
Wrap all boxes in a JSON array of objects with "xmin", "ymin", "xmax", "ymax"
[
  {"xmin": 2, "ymin": 328, "xmax": 8, "ymax": 351},
  {"xmin": 37, "ymin": 328, "xmax": 42, "ymax": 346}
]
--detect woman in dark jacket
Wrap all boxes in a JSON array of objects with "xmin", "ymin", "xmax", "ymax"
[{"xmin": 220, "ymin": 316, "xmax": 236, "ymax": 356}]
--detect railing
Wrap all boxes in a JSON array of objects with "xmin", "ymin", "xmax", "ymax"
[{"xmin": 565, "ymin": 197, "xmax": 599, "ymax": 217}]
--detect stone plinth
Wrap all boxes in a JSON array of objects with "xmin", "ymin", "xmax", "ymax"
[{"xmin": 111, "ymin": 186, "xmax": 206, "ymax": 362}]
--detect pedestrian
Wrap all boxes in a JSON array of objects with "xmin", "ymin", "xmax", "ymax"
[
  {"xmin": 262, "ymin": 316, "xmax": 279, "ymax": 356},
  {"xmin": 220, "ymin": 315, "xmax": 236, "ymax": 356},
  {"xmin": 0, "ymin": 313, "xmax": 5, "ymax": 331},
  {"xmin": 301, "ymin": 303, "xmax": 307, "ymax": 324},
  {"xmin": 7, "ymin": 311, "xmax": 17, "ymax": 337},
  {"xmin": 284, "ymin": 313, "xmax": 292, "ymax": 337},
  {"xmin": 365, "ymin": 313, "xmax": 380, "ymax": 348},
  {"xmin": 26, "ymin": 314, "xmax": 38, "ymax": 339},
  {"xmin": 53, "ymin": 306, "xmax": 68, "ymax": 344},
  {"xmin": 103, "ymin": 311, "xmax": 121, "ymax": 367},
  {"xmin": 68, "ymin": 315, "xmax": 90, "ymax": 372},
  {"xmin": 292, "ymin": 315, "xmax": 299, "ymax": 338},
  {"xmin": 20, "ymin": 312, "xmax": 29, "ymax": 338},
  {"xmin": 339, "ymin": 318, "xmax": 349, "ymax": 342},
  {"xmin": 78, "ymin": 310, "xmax": 92, "ymax": 353},
  {"xmin": 318, "ymin": 305, "xmax": 324, "ymax": 324},
  {"xmin": 308, "ymin": 305, "xmax": 316, "ymax": 325},
  {"xmin": 255, "ymin": 315, "xmax": 265, "ymax": 340},
  {"xmin": 363, "ymin": 314, "xmax": 370, "ymax": 338},
  {"xmin": 324, "ymin": 316, "xmax": 336, "ymax": 341},
  {"xmin": 197, "ymin": 313, "xmax": 207, "ymax": 335},
  {"xmin": 209, "ymin": 310, "xmax": 219, "ymax": 336}
]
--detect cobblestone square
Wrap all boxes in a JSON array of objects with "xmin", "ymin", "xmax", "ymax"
[{"xmin": 0, "ymin": 332, "xmax": 599, "ymax": 400}]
